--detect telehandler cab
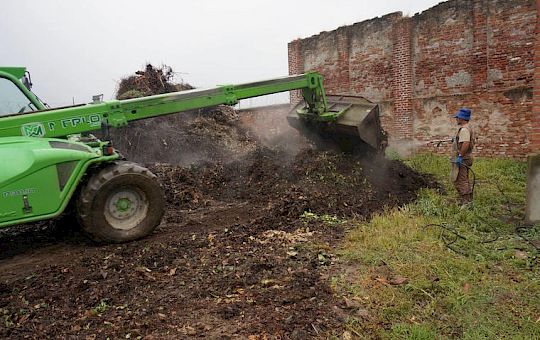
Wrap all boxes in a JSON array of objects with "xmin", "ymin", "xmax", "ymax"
[{"xmin": 0, "ymin": 66, "xmax": 384, "ymax": 242}]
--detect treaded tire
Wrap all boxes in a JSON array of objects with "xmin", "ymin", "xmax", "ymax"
[{"xmin": 76, "ymin": 161, "xmax": 165, "ymax": 243}]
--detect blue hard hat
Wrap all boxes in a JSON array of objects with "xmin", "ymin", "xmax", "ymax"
[{"xmin": 454, "ymin": 108, "xmax": 471, "ymax": 120}]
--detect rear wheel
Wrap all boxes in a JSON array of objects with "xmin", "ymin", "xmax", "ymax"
[{"xmin": 76, "ymin": 161, "xmax": 165, "ymax": 243}]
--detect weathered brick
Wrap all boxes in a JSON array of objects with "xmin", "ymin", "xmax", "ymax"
[{"xmin": 288, "ymin": 0, "xmax": 537, "ymax": 159}]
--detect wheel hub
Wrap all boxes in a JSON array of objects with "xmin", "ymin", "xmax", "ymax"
[
  {"xmin": 115, "ymin": 197, "xmax": 133, "ymax": 213},
  {"xmin": 104, "ymin": 189, "xmax": 148, "ymax": 230}
]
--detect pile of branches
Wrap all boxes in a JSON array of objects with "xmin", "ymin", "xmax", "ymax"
[{"xmin": 116, "ymin": 64, "xmax": 194, "ymax": 99}]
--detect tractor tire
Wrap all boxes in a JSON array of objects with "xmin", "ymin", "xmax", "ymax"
[{"xmin": 76, "ymin": 161, "xmax": 165, "ymax": 243}]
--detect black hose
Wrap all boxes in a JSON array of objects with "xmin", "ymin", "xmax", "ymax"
[
  {"xmin": 515, "ymin": 225, "xmax": 540, "ymax": 252},
  {"xmin": 450, "ymin": 161, "xmax": 476, "ymax": 201},
  {"xmin": 476, "ymin": 214, "xmax": 500, "ymax": 244},
  {"xmin": 434, "ymin": 163, "xmax": 539, "ymax": 256},
  {"xmin": 423, "ymin": 223, "xmax": 468, "ymax": 255}
]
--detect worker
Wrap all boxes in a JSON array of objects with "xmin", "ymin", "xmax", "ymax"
[{"xmin": 451, "ymin": 108, "xmax": 475, "ymax": 206}]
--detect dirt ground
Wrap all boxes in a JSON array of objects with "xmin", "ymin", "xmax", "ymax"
[{"xmin": 0, "ymin": 105, "xmax": 438, "ymax": 339}]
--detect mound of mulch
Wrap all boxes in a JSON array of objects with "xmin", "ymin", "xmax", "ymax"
[
  {"xmin": 116, "ymin": 64, "xmax": 193, "ymax": 100},
  {"xmin": 150, "ymin": 146, "xmax": 439, "ymax": 221},
  {"xmin": 109, "ymin": 64, "xmax": 253, "ymax": 166}
]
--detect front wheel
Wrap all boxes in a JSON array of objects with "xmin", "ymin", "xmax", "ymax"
[{"xmin": 76, "ymin": 161, "xmax": 165, "ymax": 243}]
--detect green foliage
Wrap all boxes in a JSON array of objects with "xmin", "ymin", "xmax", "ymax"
[
  {"xmin": 91, "ymin": 299, "xmax": 109, "ymax": 315},
  {"xmin": 301, "ymin": 211, "xmax": 347, "ymax": 225},
  {"xmin": 390, "ymin": 323, "xmax": 438, "ymax": 340},
  {"xmin": 339, "ymin": 154, "xmax": 540, "ymax": 339}
]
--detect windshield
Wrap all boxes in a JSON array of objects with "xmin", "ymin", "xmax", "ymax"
[{"xmin": 0, "ymin": 77, "xmax": 37, "ymax": 117}]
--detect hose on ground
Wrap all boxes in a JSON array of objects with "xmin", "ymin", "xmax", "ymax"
[{"xmin": 423, "ymin": 162, "xmax": 538, "ymax": 260}]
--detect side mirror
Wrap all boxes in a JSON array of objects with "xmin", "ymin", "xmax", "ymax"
[
  {"xmin": 92, "ymin": 94, "xmax": 104, "ymax": 104},
  {"xmin": 22, "ymin": 71, "xmax": 33, "ymax": 90}
]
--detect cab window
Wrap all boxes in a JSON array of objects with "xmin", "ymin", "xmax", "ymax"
[{"xmin": 0, "ymin": 77, "xmax": 36, "ymax": 116}]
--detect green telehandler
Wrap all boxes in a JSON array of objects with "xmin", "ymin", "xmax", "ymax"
[{"xmin": 0, "ymin": 66, "xmax": 385, "ymax": 243}]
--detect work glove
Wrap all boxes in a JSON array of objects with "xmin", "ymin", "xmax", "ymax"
[{"xmin": 455, "ymin": 154, "xmax": 463, "ymax": 167}]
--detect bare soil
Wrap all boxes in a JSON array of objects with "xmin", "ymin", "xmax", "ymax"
[{"xmin": 0, "ymin": 106, "xmax": 438, "ymax": 339}]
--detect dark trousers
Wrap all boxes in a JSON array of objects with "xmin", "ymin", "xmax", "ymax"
[{"xmin": 454, "ymin": 158, "xmax": 473, "ymax": 204}]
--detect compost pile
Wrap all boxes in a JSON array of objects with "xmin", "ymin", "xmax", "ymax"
[
  {"xmin": 109, "ymin": 64, "xmax": 254, "ymax": 165},
  {"xmin": 116, "ymin": 64, "xmax": 194, "ymax": 100},
  {"xmin": 0, "ymin": 67, "xmax": 439, "ymax": 339}
]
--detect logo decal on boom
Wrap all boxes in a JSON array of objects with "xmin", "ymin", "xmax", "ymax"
[{"xmin": 21, "ymin": 123, "xmax": 46, "ymax": 137}]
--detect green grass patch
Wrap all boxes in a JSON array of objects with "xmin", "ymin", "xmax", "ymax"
[{"xmin": 337, "ymin": 153, "xmax": 540, "ymax": 339}]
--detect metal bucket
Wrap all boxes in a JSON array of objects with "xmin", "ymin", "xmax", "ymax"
[{"xmin": 287, "ymin": 95, "xmax": 386, "ymax": 151}]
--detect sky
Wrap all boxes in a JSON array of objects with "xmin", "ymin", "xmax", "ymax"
[{"xmin": 0, "ymin": 0, "xmax": 442, "ymax": 107}]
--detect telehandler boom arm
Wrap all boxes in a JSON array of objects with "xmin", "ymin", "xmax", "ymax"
[{"xmin": 0, "ymin": 72, "xmax": 329, "ymax": 139}]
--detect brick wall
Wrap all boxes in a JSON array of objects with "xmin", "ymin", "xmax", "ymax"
[
  {"xmin": 392, "ymin": 18, "xmax": 413, "ymax": 140},
  {"xmin": 288, "ymin": 40, "xmax": 303, "ymax": 104},
  {"xmin": 533, "ymin": 0, "xmax": 540, "ymax": 153},
  {"xmin": 288, "ymin": 0, "xmax": 537, "ymax": 158}
]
